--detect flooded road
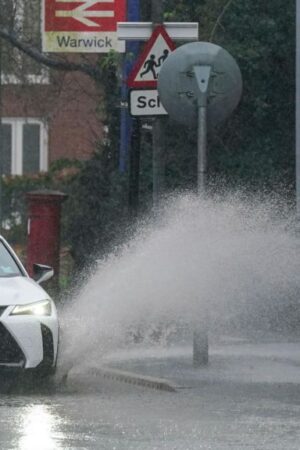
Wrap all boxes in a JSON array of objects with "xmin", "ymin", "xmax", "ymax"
[
  {"xmin": 1, "ymin": 340, "xmax": 300, "ymax": 450},
  {"xmin": 37, "ymin": 194, "xmax": 300, "ymax": 449},
  {"xmin": 1, "ymin": 383, "xmax": 300, "ymax": 450}
]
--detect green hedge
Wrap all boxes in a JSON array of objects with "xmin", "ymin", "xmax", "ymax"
[{"xmin": 1, "ymin": 159, "xmax": 82, "ymax": 245}]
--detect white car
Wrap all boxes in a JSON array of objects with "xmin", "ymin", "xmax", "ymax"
[{"xmin": 0, "ymin": 236, "xmax": 58, "ymax": 375}]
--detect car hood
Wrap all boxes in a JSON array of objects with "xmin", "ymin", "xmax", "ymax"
[{"xmin": 0, "ymin": 276, "xmax": 50, "ymax": 306}]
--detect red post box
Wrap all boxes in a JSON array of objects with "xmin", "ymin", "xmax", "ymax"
[{"xmin": 26, "ymin": 190, "xmax": 67, "ymax": 279}]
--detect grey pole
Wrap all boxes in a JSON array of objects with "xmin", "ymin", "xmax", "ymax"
[
  {"xmin": 152, "ymin": 119, "xmax": 166, "ymax": 206},
  {"xmin": 197, "ymin": 104, "xmax": 208, "ymax": 194},
  {"xmin": 194, "ymin": 65, "xmax": 211, "ymax": 195},
  {"xmin": 193, "ymin": 101, "xmax": 209, "ymax": 367},
  {"xmin": 296, "ymin": 0, "xmax": 300, "ymax": 222},
  {"xmin": 0, "ymin": 33, "xmax": 3, "ymax": 233},
  {"xmin": 151, "ymin": 0, "xmax": 165, "ymax": 208},
  {"xmin": 151, "ymin": 0, "xmax": 164, "ymax": 24},
  {"xmin": 128, "ymin": 118, "xmax": 141, "ymax": 218},
  {"xmin": 193, "ymin": 66, "xmax": 211, "ymax": 367}
]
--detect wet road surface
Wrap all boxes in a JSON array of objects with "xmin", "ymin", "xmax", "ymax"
[{"xmin": 1, "ymin": 342, "xmax": 300, "ymax": 450}]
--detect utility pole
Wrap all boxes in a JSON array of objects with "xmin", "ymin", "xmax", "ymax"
[
  {"xmin": 128, "ymin": 117, "xmax": 141, "ymax": 217},
  {"xmin": 120, "ymin": 0, "xmax": 141, "ymax": 217},
  {"xmin": 120, "ymin": 0, "xmax": 140, "ymax": 174},
  {"xmin": 151, "ymin": 0, "xmax": 165, "ymax": 207},
  {"xmin": 296, "ymin": 0, "xmax": 300, "ymax": 223},
  {"xmin": 0, "ymin": 22, "xmax": 3, "ymax": 233}
]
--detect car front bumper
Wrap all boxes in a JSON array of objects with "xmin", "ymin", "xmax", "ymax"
[{"xmin": 0, "ymin": 306, "xmax": 58, "ymax": 370}]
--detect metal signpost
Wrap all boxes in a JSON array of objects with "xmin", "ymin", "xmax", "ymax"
[
  {"xmin": 194, "ymin": 65, "xmax": 212, "ymax": 193},
  {"xmin": 125, "ymin": 24, "xmax": 177, "ymax": 207},
  {"xmin": 0, "ymin": 36, "xmax": 2, "ymax": 232},
  {"xmin": 158, "ymin": 42, "xmax": 243, "ymax": 366},
  {"xmin": 297, "ymin": 0, "xmax": 300, "ymax": 222},
  {"xmin": 118, "ymin": 21, "xmax": 199, "ymax": 207},
  {"xmin": 150, "ymin": 0, "xmax": 164, "ymax": 207},
  {"xmin": 120, "ymin": 0, "xmax": 140, "ymax": 221},
  {"xmin": 42, "ymin": 0, "xmax": 126, "ymax": 53}
]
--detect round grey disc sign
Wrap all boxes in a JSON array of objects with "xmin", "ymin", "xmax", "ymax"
[{"xmin": 158, "ymin": 42, "xmax": 242, "ymax": 128}]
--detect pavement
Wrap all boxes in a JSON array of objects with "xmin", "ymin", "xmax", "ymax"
[{"xmin": 62, "ymin": 336, "xmax": 300, "ymax": 391}]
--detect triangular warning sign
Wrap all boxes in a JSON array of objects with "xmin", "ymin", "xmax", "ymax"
[{"xmin": 127, "ymin": 25, "xmax": 176, "ymax": 89}]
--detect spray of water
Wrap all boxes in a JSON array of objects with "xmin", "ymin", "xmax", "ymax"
[{"xmin": 60, "ymin": 192, "xmax": 300, "ymax": 369}]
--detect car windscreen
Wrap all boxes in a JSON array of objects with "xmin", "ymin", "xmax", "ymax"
[{"xmin": 0, "ymin": 241, "xmax": 22, "ymax": 277}]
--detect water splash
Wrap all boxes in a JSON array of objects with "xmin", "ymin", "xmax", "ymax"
[{"xmin": 60, "ymin": 192, "xmax": 300, "ymax": 368}]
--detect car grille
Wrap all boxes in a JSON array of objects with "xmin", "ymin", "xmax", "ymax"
[
  {"xmin": 0, "ymin": 306, "xmax": 7, "ymax": 317},
  {"xmin": 41, "ymin": 324, "xmax": 54, "ymax": 368},
  {"xmin": 0, "ymin": 323, "xmax": 25, "ymax": 364}
]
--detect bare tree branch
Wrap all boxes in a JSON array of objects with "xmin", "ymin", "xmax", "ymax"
[
  {"xmin": 209, "ymin": 0, "xmax": 235, "ymax": 42},
  {"xmin": 0, "ymin": 28, "xmax": 102, "ymax": 81}
]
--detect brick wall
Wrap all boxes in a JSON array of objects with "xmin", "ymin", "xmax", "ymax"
[{"xmin": 2, "ymin": 69, "xmax": 104, "ymax": 164}]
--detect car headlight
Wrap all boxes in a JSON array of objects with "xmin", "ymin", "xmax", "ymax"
[{"xmin": 10, "ymin": 300, "xmax": 52, "ymax": 316}]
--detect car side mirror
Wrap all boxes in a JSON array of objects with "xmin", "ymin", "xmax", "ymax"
[{"xmin": 33, "ymin": 264, "xmax": 54, "ymax": 284}]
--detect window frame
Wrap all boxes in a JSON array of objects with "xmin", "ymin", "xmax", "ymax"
[
  {"xmin": 2, "ymin": 118, "xmax": 48, "ymax": 175},
  {"xmin": 1, "ymin": 71, "xmax": 50, "ymax": 86}
]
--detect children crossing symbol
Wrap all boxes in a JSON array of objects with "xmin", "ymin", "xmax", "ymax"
[
  {"xmin": 140, "ymin": 49, "xmax": 170, "ymax": 80},
  {"xmin": 127, "ymin": 26, "xmax": 176, "ymax": 89}
]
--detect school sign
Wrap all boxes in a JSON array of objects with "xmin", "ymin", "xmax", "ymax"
[
  {"xmin": 42, "ymin": 0, "xmax": 126, "ymax": 53},
  {"xmin": 127, "ymin": 26, "xmax": 176, "ymax": 116}
]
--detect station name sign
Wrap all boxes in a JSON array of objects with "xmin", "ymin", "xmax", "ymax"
[{"xmin": 42, "ymin": 0, "xmax": 126, "ymax": 53}]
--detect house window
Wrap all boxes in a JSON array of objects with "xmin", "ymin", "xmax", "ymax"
[{"xmin": 1, "ymin": 119, "xmax": 48, "ymax": 175}]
